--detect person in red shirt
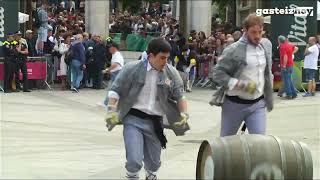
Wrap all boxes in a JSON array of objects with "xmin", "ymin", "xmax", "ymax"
[{"xmin": 278, "ymin": 35, "xmax": 299, "ymax": 99}]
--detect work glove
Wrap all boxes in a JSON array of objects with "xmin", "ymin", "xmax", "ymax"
[
  {"xmin": 173, "ymin": 112, "xmax": 189, "ymax": 128},
  {"xmin": 105, "ymin": 106, "xmax": 120, "ymax": 131},
  {"xmin": 236, "ymin": 80, "xmax": 257, "ymax": 95}
]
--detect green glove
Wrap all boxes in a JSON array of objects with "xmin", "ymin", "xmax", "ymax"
[
  {"xmin": 237, "ymin": 80, "xmax": 257, "ymax": 95},
  {"xmin": 105, "ymin": 106, "xmax": 120, "ymax": 131},
  {"xmin": 174, "ymin": 113, "xmax": 189, "ymax": 128}
]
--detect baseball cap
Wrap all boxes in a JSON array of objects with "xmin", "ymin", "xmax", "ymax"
[
  {"xmin": 15, "ymin": 30, "xmax": 22, "ymax": 35},
  {"xmin": 26, "ymin": 30, "xmax": 33, "ymax": 34}
]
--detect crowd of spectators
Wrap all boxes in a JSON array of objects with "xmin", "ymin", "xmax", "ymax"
[
  {"xmin": 10, "ymin": 1, "xmax": 247, "ymax": 93},
  {"xmin": 109, "ymin": 2, "xmax": 177, "ymax": 38},
  {"xmin": 160, "ymin": 27, "xmax": 244, "ymax": 92}
]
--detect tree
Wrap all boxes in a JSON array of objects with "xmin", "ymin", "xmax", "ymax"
[
  {"xmin": 122, "ymin": 0, "xmax": 169, "ymax": 14},
  {"xmin": 212, "ymin": 0, "xmax": 232, "ymax": 22}
]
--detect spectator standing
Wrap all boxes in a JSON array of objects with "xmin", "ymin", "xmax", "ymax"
[
  {"xmin": 92, "ymin": 35, "xmax": 107, "ymax": 89},
  {"xmin": 3, "ymin": 33, "xmax": 18, "ymax": 93},
  {"xmin": 44, "ymin": 28, "xmax": 56, "ymax": 84},
  {"xmin": 185, "ymin": 51, "xmax": 197, "ymax": 92},
  {"xmin": 58, "ymin": 33, "xmax": 72, "ymax": 90},
  {"xmin": 82, "ymin": 32, "xmax": 95, "ymax": 88},
  {"xmin": 174, "ymin": 46, "xmax": 189, "ymax": 91},
  {"xmin": 278, "ymin": 35, "xmax": 298, "ymax": 99},
  {"xmin": 36, "ymin": 3, "xmax": 49, "ymax": 56},
  {"xmin": 25, "ymin": 30, "xmax": 37, "ymax": 56},
  {"xmin": 103, "ymin": 42, "xmax": 124, "ymax": 106},
  {"xmin": 70, "ymin": 34, "xmax": 86, "ymax": 92},
  {"xmin": 303, "ymin": 37, "xmax": 319, "ymax": 97},
  {"xmin": 14, "ymin": 31, "xmax": 31, "ymax": 92},
  {"xmin": 215, "ymin": 38, "xmax": 224, "ymax": 57}
]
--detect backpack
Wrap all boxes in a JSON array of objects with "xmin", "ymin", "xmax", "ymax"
[
  {"xmin": 34, "ymin": 9, "xmax": 41, "ymax": 28},
  {"xmin": 64, "ymin": 46, "xmax": 74, "ymax": 65}
]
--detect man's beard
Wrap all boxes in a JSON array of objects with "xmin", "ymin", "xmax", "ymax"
[{"xmin": 248, "ymin": 37, "xmax": 260, "ymax": 45}]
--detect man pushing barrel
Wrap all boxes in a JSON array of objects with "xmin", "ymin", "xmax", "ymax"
[
  {"xmin": 210, "ymin": 13, "xmax": 274, "ymax": 136},
  {"xmin": 104, "ymin": 38, "xmax": 190, "ymax": 179}
]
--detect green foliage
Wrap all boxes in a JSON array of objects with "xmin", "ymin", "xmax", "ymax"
[
  {"xmin": 212, "ymin": 0, "xmax": 231, "ymax": 22},
  {"xmin": 122, "ymin": 0, "xmax": 169, "ymax": 14}
]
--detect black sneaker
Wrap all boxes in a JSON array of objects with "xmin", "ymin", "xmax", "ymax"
[
  {"xmin": 23, "ymin": 89, "xmax": 31, "ymax": 92},
  {"xmin": 284, "ymin": 96, "xmax": 293, "ymax": 100},
  {"xmin": 72, "ymin": 88, "xmax": 79, "ymax": 93}
]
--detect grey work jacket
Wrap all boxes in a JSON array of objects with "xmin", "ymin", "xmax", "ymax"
[
  {"xmin": 111, "ymin": 60, "xmax": 190, "ymax": 135},
  {"xmin": 210, "ymin": 37, "xmax": 274, "ymax": 112}
]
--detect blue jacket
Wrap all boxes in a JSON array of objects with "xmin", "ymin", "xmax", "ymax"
[{"xmin": 71, "ymin": 41, "xmax": 85, "ymax": 64}]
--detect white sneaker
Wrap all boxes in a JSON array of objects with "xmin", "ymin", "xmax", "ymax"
[{"xmin": 126, "ymin": 171, "xmax": 139, "ymax": 180}]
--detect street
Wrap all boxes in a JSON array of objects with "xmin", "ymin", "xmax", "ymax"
[{"xmin": 0, "ymin": 88, "xmax": 319, "ymax": 179}]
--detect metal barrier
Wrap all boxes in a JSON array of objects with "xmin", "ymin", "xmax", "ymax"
[
  {"xmin": 194, "ymin": 54, "xmax": 217, "ymax": 89},
  {"xmin": 0, "ymin": 56, "xmax": 51, "ymax": 92}
]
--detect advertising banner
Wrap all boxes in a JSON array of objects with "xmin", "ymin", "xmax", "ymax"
[
  {"xmin": 0, "ymin": 61, "xmax": 47, "ymax": 81},
  {"xmin": 0, "ymin": 0, "xmax": 19, "ymax": 57},
  {"xmin": 270, "ymin": 0, "xmax": 317, "ymax": 61}
]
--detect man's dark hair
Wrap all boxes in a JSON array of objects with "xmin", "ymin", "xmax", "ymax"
[{"xmin": 147, "ymin": 38, "xmax": 172, "ymax": 56}]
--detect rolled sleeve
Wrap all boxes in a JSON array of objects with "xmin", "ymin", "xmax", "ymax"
[
  {"xmin": 108, "ymin": 91, "xmax": 120, "ymax": 99},
  {"xmin": 228, "ymin": 78, "xmax": 239, "ymax": 90}
]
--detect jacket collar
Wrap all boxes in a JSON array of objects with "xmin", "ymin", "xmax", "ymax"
[{"xmin": 137, "ymin": 59, "xmax": 167, "ymax": 84}]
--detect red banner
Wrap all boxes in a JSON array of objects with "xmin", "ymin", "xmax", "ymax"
[{"xmin": 0, "ymin": 61, "xmax": 47, "ymax": 80}]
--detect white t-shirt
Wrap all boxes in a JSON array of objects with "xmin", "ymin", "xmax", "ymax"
[
  {"xmin": 304, "ymin": 44, "xmax": 319, "ymax": 70},
  {"xmin": 111, "ymin": 51, "xmax": 124, "ymax": 72}
]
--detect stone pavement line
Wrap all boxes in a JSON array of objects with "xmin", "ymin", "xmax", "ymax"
[{"xmin": 0, "ymin": 90, "xmax": 319, "ymax": 179}]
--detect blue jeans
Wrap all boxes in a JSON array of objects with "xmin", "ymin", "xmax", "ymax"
[
  {"xmin": 220, "ymin": 98, "xmax": 266, "ymax": 137},
  {"xmin": 104, "ymin": 70, "xmax": 121, "ymax": 105},
  {"xmin": 123, "ymin": 115, "xmax": 162, "ymax": 174},
  {"xmin": 70, "ymin": 59, "xmax": 83, "ymax": 89},
  {"xmin": 281, "ymin": 67, "xmax": 297, "ymax": 97}
]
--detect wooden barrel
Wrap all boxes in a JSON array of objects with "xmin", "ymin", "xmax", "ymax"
[{"xmin": 196, "ymin": 135, "xmax": 313, "ymax": 180}]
